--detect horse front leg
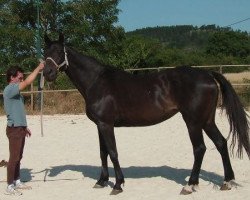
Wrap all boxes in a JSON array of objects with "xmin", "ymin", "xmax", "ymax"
[
  {"xmin": 97, "ymin": 122, "xmax": 124, "ymax": 195},
  {"xmin": 94, "ymin": 129, "xmax": 109, "ymax": 188}
]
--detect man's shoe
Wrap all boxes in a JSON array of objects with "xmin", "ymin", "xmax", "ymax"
[
  {"xmin": 5, "ymin": 184, "xmax": 22, "ymax": 196},
  {"xmin": 15, "ymin": 180, "xmax": 32, "ymax": 190}
]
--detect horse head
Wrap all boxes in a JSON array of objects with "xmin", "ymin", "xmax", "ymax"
[{"xmin": 43, "ymin": 33, "xmax": 68, "ymax": 82}]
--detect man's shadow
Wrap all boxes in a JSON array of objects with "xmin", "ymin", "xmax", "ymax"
[{"xmin": 22, "ymin": 165, "xmax": 223, "ymax": 186}]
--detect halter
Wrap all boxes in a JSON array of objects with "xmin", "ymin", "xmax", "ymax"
[{"xmin": 46, "ymin": 46, "xmax": 69, "ymax": 71}]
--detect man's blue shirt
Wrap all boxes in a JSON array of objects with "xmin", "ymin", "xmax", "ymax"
[{"xmin": 3, "ymin": 83, "xmax": 27, "ymax": 127}]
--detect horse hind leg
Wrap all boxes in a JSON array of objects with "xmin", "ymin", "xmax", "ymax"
[
  {"xmin": 203, "ymin": 121, "xmax": 235, "ymax": 190},
  {"xmin": 180, "ymin": 120, "xmax": 206, "ymax": 195}
]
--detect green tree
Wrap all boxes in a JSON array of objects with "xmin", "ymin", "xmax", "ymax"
[
  {"xmin": 0, "ymin": 0, "xmax": 125, "ymax": 89},
  {"xmin": 0, "ymin": 0, "xmax": 37, "ymax": 89},
  {"xmin": 58, "ymin": 0, "xmax": 125, "ymax": 65},
  {"xmin": 206, "ymin": 31, "xmax": 250, "ymax": 58},
  {"xmin": 114, "ymin": 35, "xmax": 162, "ymax": 69}
]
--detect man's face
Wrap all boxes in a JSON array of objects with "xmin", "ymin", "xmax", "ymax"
[{"xmin": 10, "ymin": 72, "xmax": 24, "ymax": 84}]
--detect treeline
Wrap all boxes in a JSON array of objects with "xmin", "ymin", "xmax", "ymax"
[
  {"xmin": 125, "ymin": 25, "xmax": 250, "ymax": 68},
  {"xmin": 0, "ymin": 0, "xmax": 250, "ymax": 90}
]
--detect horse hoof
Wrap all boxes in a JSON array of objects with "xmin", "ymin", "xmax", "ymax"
[
  {"xmin": 180, "ymin": 184, "xmax": 198, "ymax": 195},
  {"xmin": 93, "ymin": 183, "xmax": 104, "ymax": 189},
  {"xmin": 180, "ymin": 188, "xmax": 192, "ymax": 195},
  {"xmin": 93, "ymin": 180, "xmax": 109, "ymax": 188},
  {"xmin": 110, "ymin": 189, "xmax": 123, "ymax": 195},
  {"xmin": 220, "ymin": 181, "xmax": 232, "ymax": 191}
]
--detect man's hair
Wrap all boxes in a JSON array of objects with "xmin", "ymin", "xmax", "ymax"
[{"xmin": 6, "ymin": 66, "xmax": 24, "ymax": 83}]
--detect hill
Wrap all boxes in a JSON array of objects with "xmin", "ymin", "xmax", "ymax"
[{"xmin": 126, "ymin": 25, "xmax": 241, "ymax": 50}]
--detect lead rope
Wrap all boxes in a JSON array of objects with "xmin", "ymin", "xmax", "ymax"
[{"xmin": 39, "ymin": 59, "xmax": 45, "ymax": 137}]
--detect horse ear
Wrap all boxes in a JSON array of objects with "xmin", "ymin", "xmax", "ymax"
[
  {"xmin": 59, "ymin": 33, "xmax": 64, "ymax": 43},
  {"xmin": 44, "ymin": 34, "xmax": 51, "ymax": 45}
]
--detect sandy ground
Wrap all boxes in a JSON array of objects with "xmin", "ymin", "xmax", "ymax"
[{"xmin": 0, "ymin": 111, "xmax": 249, "ymax": 200}]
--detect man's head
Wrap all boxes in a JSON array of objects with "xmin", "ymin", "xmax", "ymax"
[{"xmin": 6, "ymin": 66, "xmax": 24, "ymax": 83}]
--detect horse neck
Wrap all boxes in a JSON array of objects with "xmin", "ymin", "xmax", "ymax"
[{"xmin": 65, "ymin": 47, "xmax": 104, "ymax": 97}]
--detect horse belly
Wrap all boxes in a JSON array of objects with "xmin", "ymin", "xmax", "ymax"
[{"xmin": 115, "ymin": 102, "xmax": 178, "ymax": 127}]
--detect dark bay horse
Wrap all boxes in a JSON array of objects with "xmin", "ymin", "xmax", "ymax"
[{"xmin": 43, "ymin": 34, "xmax": 250, "ymax": 195}]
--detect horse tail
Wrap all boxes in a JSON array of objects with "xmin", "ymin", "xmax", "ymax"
[{"xmin": 211, "ymin": 71, "xmax": 250, "ymax": 159}]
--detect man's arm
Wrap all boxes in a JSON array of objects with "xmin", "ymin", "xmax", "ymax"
[{"xmin": 19, "ymin": 62, "xmax": 44, "ymax": 91}]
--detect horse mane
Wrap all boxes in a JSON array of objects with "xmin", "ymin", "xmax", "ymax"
[{"xmin": 67, "ymin": 45, "xmax": 128, "ymax": 74}]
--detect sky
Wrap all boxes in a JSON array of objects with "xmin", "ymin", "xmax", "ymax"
[{"xmin": 117, "ymin": 0, "xmax": 250, "ymax": 32}]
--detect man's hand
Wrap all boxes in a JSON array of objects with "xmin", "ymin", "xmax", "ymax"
[
  {"xmin": 38, "ymin": 61, "xmax": 45, "ymax": 71},
  {"xmin": 0, "ymin": 160, "xmax": 8, "ymax": 167},
  {"xmin": 26, "ymin": 128, "xmax": 32, "ymax": 137}
]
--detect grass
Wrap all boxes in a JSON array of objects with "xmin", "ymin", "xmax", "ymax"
[
  {"xmin": 0, "ymin": 91, "xmax": 85, "ymax": 115},
  {"xmin": 224, "ymin": 71, "xmax": 250, "ymax": 83}
]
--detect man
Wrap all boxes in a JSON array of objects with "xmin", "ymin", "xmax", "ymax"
[{"xmin": 3, "ymin": 62, "xmax": 44, "ymax": 195}]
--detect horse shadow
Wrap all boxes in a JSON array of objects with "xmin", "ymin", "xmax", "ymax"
[{"xmin": 23, "ymin": 165, "xmax": 223, "ymax": 186}]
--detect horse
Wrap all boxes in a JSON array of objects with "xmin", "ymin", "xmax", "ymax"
[{"xmin": 43, "ymin": 34, "xmax": 250, "ymax": 195}]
